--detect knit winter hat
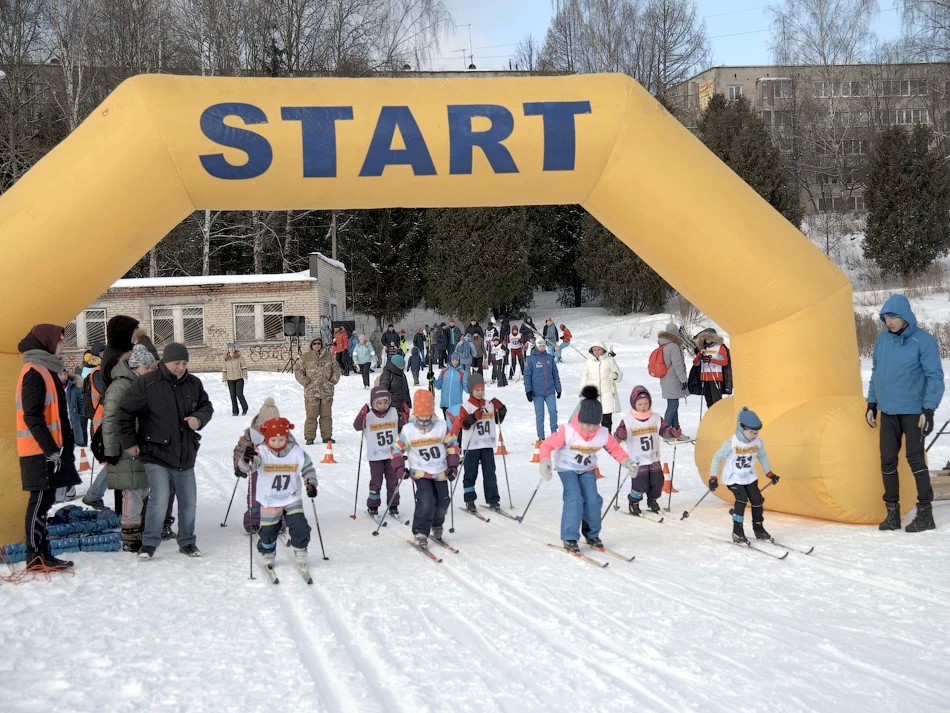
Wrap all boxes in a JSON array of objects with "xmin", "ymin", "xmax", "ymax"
[
  {"xmin": 29, "ymin": 324, "xmax": 64, "ymax": 354},
  {"xmin": 162, "ymin": 342, "xmax": 189, "ymax": 363},
  {"xmin": 370, "ymin": 386, "xmax": 392, "ymax": 411},
  {"xmin": 106, "ymin": 315, "xmax": 140, "ymax": 352},
  {"xmin": 128, "ymin": 344, "xmax": 157, "ymax": 368},
  {"xmin": 391, "ymin": 354, "xmax": 405, "ymax": 368},
  {"xmin": 226, "ymin": 342, "xmax": 236, "ymax": 349},
  {"xmin": 738, "ymin": 406, "xmax": 762, "ymax": 431},
  {"xmin": 630, "ymin": 385, "xmax": 652, "ymax": 409},
  {"xmin": 578, "ymin": 385, "xmax": 603, "ymax": 425},
  {"xmin": 413, "ymin": 389, "xmax": 435, "ymax": 418},
  {"xmin": 665, "ymin": 322, "xmax": 677, "ymax": 334},
  {"xmin": 251, "ymin": 397, "xmax": 280, "ymax": 430},
  {"xmin": 468, "ymin": 373, "xmax": 485, "ymax": 393},
  {"xmin": 450, "ymin": 352, "xmax": 460, "ymax": 364},
  {"xmin": 259, "ymin": 417, "xmax": 294, "ymax": 440}
]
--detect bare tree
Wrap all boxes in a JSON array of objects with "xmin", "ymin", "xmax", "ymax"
[
  {"xmin": 769, "ymin": 0, "xmax": 878, "ymax": 66},
  {"xmin": 640, "ymin": 0, "xmax": 709, "ymax": 102},
  {"xmin": 902, "ymin": 0, "xmax": 950, "ymax": 60},
  {"xmin": 42, "ymin": 0, "xmax": 99, "ymax": 132},
  {"xmin": 513, "ymin": 33, "xmax": 542, "ymax": 71}
]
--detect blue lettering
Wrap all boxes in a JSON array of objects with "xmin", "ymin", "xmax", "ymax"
[
  {"xmin": 199, "ymin": 103, "xmax": 272, "ymax": 180},
  {"xmin": 359, "ymin": 106, "xmax": 436, "ymax": 177},
  {"xmin": 523, "ymin": 101, "xmax": 591, "ymax": 171},
  {"xmin": 447, "ymin": 104, "xmax": 517, "ymax": 175},
  {"xmin": 281, "ymin": 106, "xmax": 354, "ymax": 178}
]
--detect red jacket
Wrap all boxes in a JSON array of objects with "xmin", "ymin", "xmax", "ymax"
[{"xmin": 332, "ymin": 331, "xmax": 349, "ymax": 355}]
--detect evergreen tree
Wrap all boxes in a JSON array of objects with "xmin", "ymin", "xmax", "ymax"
[
  {"xmin": 576, "ymin": 212, "xmax": 671, "ymax": 314},
  {"xmin": 698, "ymin": 94, "xmax": 803, "ymax": 227},
  {"xmin": 864, "ymin": 125, "xmax": 950, "ymax": 278},
  {"xmin": 527, "ymin": 204, "xmax": 587, "ymax": 307},
  {"xmin": 338, "ymin": 208, "xmax": 428, "ymax": 326},
  {"xmin": 425, "ymin": 207, "xmax": 532, "ymax": 319}
]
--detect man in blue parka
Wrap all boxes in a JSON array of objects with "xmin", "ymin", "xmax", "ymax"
[
  {"xmin": 524, "ymin": 338, "xmax": 562, "ymax": 441},
  {"xmin": 866, "ymin": 294, "xmax": 944, "ymax": 533}
]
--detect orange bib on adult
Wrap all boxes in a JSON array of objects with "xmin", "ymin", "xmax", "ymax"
[{"xmin": 0, "ymin": 74, "xmax": 900, "ymax": 544}]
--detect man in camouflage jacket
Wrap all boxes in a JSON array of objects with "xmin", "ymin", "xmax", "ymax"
[{"xmin": 294, "ymin": 336, "xmax": 341, "ymax": 444}]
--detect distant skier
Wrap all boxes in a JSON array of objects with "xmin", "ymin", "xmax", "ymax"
[
  {"xmin": 707, "ymin": 406, "xmax": 780, "ymax": 544},
  {"xmin": 614, "ymin": 385, "xmax": 678, "ymax": 516},
  {"xmin": 354, "ymin": 387, "xmax": 404, "ymax": 518}
]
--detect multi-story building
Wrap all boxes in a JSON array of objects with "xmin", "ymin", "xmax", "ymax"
[{"xmin": 671, "ymin": 62, "xmax": 950, "ymax": 218}]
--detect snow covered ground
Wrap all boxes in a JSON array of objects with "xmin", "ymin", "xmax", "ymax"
[{"xmin": 3, "ymin": 307, "xmax": 949, "ymax": 713}]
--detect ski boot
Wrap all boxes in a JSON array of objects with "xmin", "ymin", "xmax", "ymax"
[
  {"xmin": 905, "ymin": 503, "xmax": 935, "ymax": 533},
  {"xmin": 732, "ymin": 517, "xmax": 748, "ymax": 544},
  {"xmin": 414, "ymin": 532, "xmax": 429, "ymax": 549},
  {"xmin": 647, "ymin": 498, "xmax": 661, "ymax": 513},
  {"xmin": 487, "ymin": 502, "xmax": 502, "ymax": 512},
  {"xmin": 261, "ymin": 549, "xmax": 276, "ymax": 566},
  {"xmin": 161, "ymin": 523, "xmax": 177, "ymax": 541},
  {"xmin": 368, "ymin": 507, "xmax": 378, "ymax": 516},
  {"xmin": 562, "ymin": 540, "xmax": 580, "ymax": 553},
  {"xmin": 432, "ymin": 526, "xmax": 443, "ymax": 541},
  {"xmin": 293, "ymin": 547, "xmax": 308, "ymax": 565},
  {"xmin": 752, "ymin": 523, "xmax": 772, "ymax": 541},
  {"xmin": 390, "ymin": 507, "xmax": 399, "ymax": 517},
  {"xmin": 628, "ymin": 499, "xmax": 641, "ymax": 516},
  {"xmin": 586, "ymin": 536, "xmax": 604, "ymax": 549},
  {"xmin": 879, "ymin": 502, "xmax": 901, "ymax": 531},
  {"xmin": 465, "ymin": 501, "xmax": 477, "ymax": 513}
]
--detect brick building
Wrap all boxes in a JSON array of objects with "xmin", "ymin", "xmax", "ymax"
[{"xmin": 65, "ymin": 252, "xmax": 346, "ymax": 373}]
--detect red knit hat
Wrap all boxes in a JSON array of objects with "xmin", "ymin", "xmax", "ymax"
[
  {"xmin": 259, "ymin": 417, "xmax": 294, "ymax": 440},
  {"xmin": 413, "ymin": 390, "xmax": 435, "ymax": 418}
]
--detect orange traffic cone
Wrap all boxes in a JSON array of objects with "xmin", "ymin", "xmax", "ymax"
[
  {"xmin": 320, "ymin": 441, "xmax": 338, "ymax": 464},
  {"xmin": 78, "ymin": 448, "xmax": 91, "ymax": 475},
  {"xmin": 494, "ymin": 432, "xmax": 509, "ymax": 456},
  {"xmin": 530, "ymin": 440, "xmax": 541, "ymax": 463},
  {"xmin": 662, "ymin": 462, "xmax": 678, "ymax": 493},
  {"xmin": 595, "ymin": 467, "xmax": 604, "ymax": 480}
]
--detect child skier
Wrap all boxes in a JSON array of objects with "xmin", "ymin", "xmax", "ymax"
[
  {"xmin": 408, "ymin": 346, "xmax": 422, "ymax": 386},
  {"xmin": 708, "ymin": 406, "xmax": 780, "ymax": 543},
  {"xmin": 354, "ymin": 386, "xmax": 404, "ymax": 517},
  {"xmin": 490, "ymin": 337, "xmax": 508, "ymax": 387},
  {"xmin": 614, "ymin": 385, "xmax": 679, "ymax": 515},
  {"xmin": 238, "ymin": 417, "xmax": 318, "ymax": 569},
  {"xmin": 455, "ymin": 373, "xmax": 507, "ymax": 512},
  {"xmin": 539, "ymin": 386, "xmax": 636, "ymax": 552},
  {"xmin": 507, "ymin": 325, "xmax": 525, "ymax": 381},
  {"xmin": 231, "ymin": 397, "xmax": 282, "ymax": 533},
  {"xmin": 392, "ymin": 390, "xmax": 460, "ymax": 548}
]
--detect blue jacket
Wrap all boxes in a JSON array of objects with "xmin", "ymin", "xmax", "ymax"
[
  {"xmin": 434, "ymin": 366, "xmax": 467, "ymax": 409},
  {"xmin": 409, "ymin": 347, "xmax": 422, "ymax": 372},
  {"xmin": 524, "ymin": 351, "xmax": 561, "ymax": 397},
  {"xmin": 352, "ymin": 342, "xmax": 375, "ymax": 366},
  {"xmin": 65, "ymin": 379, "xmax": 86, "ymax": 446},
  {"xmin": 868, "ymin": 294, "xmax": 945, "ymax": 414}
]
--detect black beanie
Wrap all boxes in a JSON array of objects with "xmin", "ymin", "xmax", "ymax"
[
  {"xmin": 578, "ymin": 385, "xmax": 602, "ymax": 425},
  {"xmin": 107, "ymin": 315, "xmax": 140, "ymax": 352},
  {"xmin": 162, "ymin": 342, "xmax": 190, "ymax": 362}
]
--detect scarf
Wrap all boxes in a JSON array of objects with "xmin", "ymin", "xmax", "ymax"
[{"xmin": 22, "ymin": 349, "xmax": 66, "ymax": 375}]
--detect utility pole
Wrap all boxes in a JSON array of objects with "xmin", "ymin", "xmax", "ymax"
[{"xmin": 330, "ymin": 209, "xmax": 338, "ymax": 260}]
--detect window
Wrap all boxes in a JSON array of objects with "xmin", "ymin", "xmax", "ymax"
[
  {"xmin": 233, "ymin": 302, "xmax": 283, "ymax": 342},
  {"xmin": 64, "ymin": 309, "xmax": 107, "ymax": 349},
  {"xmin": 876, "ymin": 79, "xmax": 926, "ymax": 96},
  {"xmin": 878, "ymin": 108, "xmax": 929, "ymax": 125},
  {"xmin": 774, "ymin": 80, "xmax": 793, "ymax": 99},
  {"xmin": 818, "ymin": 172, "xmax": 839, "ymax": 185},
  {"xmin": 840, "ymin": 81, "xmax": 864, "ymax": 97},
  {"xmin": 841, "ymin": 139, "xmax": 868, "ymax": 155},
  {"xmin": 817, "ymin": 195, "xmax": 864, "ymax": 213},
  {"xmin": 151, "ymin": 306, "xmax": 204, "ymax": 348},
  {"xmin": 728, "ymin": 85, "xmax": 742, "ymax": 100}
]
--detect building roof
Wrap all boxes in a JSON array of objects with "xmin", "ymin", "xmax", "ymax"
[{"xmin": 111, "ymin": 270, "xmax": 316, "ymax": 289}]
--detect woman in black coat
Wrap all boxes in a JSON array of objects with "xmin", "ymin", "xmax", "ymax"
[{"xmin": 17, "ymin": 324, "xmax": 81, "ymax": 570}]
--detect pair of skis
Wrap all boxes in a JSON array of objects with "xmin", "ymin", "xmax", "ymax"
[
  {"xmin": 406, "ymin": 534, "xmax": 460, "ymax": 563},
  {"xmin": 260, "ymin": 553, "xmax": 313, "ymax": 584},
  {"xmin": 545, "ymin": 541, "xmax": 637, "ymax": 568}
]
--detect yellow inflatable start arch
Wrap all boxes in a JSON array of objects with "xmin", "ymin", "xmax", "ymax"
[{"xmin": 0, "ymin": 74, "xmax": 910, "ymax": 544}]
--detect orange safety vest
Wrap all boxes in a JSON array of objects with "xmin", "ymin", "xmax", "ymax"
[
  {"xmin": 15, "ymin": 363, "xmax": 63, "ymax": 457},
  {"xmin": 89, "ymin": 365, "xmax": 104, "ymax": 431}
]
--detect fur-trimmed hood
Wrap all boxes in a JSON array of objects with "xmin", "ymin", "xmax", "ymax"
[
  {"xmin": 694, "ymin": 328, "xmax": 724, "ymax": 346},
  {"xmin": 657, "ymin": 330, "xmax": 683, "ymax": 347}
]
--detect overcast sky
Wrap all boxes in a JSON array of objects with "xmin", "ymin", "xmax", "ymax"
[{"xmin": 436, "ymin": 0, "xmax": 903, "ymax": 71}]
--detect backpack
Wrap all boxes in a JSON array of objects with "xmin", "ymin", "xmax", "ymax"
[{"xmin": 647, "ymin": 345, "xmax": 669, "ymax": 378}]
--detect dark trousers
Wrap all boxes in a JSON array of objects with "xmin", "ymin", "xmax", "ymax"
[
  {"xmin": 702, "ymin": 380, "xmax": 722, "ymax": 408},
  {"xmin": 664, "ymin": 399, "xmax": 680, "ymax": 429},
  {"xmin": 411, "ymin": 369, "xmax": 420, "ymax": 386},
  {"xmin": 227, "ymin": 378, "xmax": 248, "ymax": 415},
  {"xmin": 472, "ymin": 357, "xmax": 483, "ymax": 374},
  {"xmin": 880, "ymin": 412, "xmax": 933, "ymax": 505},
  {"xmin": 258, "ymin": 509, "xmax": 310, "ymax": 553},
  {"xmin": 359, "ymin": 362, "xmax": 371, "ymax": 387},
  {"xmin": 728, "ymin": 481, "xmax": 764, "ymax": 524},
  {"xmin": 411, "ymin": 478, "xmax": 450, "ymax": 535},
  {"xmin": 601, "ymin": 413, "xmax": 613, "ymax": 430},
  {"xmin": 368, "ymin": 459, "xmax": 401, "ymax": 510},
  {"xmin": 336, "ymin": 351, "xmax": 350, "ymax": 375},
  {"xmin": 629, "ymin": 462, "xmax": 664, "ymax": 501},
  {"xmin": 25, "ymin": 488, "xmax": 57, "ymax": 554},
  {"xmin": 509, "ymin": 352, "xmax": 524, "ymax": 378},
  {"xmin": 438, "ymin": 349, "xmax": 447, "ymax": 368},
  {"xmin": 463, "ymin": 448, "xmax": 499, "ymax": 504}
]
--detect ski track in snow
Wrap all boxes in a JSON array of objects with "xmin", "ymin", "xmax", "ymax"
[{"xmin": 3, "ymin": 307, "xmax": 950, "ymax": 712}]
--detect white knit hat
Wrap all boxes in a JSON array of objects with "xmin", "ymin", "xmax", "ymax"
[{"xmin": 251, "ymin": 397, "xmax": 280, "ymax": 429}]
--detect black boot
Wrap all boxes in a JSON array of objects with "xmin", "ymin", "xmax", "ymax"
[
  {"xmin": 647, "ymin": 498, "xmax": 661, "ymax": 513},
  {"xmin": 732, "ymin": 520, "xmax": 748, "ymax": 543},
  {"xmin": 752, "ymin": 522, "xmax": 772, "ymax": 541},
  {"xmin": 905, "ymin": 503, "xmax": 935, "ymax": 533},
  {"xmin": 628, "ymin": 499, "xmax": 641, "ymax": 516},
  {"xmin": 878, "ymin": 502, "xmax": 901, "ymax": 531}
]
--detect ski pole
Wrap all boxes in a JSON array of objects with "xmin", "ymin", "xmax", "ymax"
[
  {"xmin": 220, "ymin": 477, "xmax": 240, "ymax": 527},
  {"xmin": 310, "ymin": 500, "xmax": 329, "ymax": 560},
  {"xmin": 349, "ymin": 434, "xmax": 365, "ymax": 520},
  {"xmin": 247, "ymin": 476, "xmax": 255, "ymax": 580},
  {"xmin": 664, "ymin": 439, "xmax": 679, "ymax": 512},
  {"xmin": 515, "ymin": 476, "xmax": 545, "ymax": 523},
  {"xmin": 449, "ymin": 446, "xmax": 465, "ymax": 533},
  {"xmin": 497, "ymin": 421, "xmax": 514, "ymax": 509},
  {"xmin": 926, "ymin": 418, "xmax": 950, "ymax": 452},
  {"xmin": 602, "ymin": 465, "xmax": 625, "ymax": 520},
  {"xmin": 681, "ymin": 488, "xmax": 712, "ymax": 520}
]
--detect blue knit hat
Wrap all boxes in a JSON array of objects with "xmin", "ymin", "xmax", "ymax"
[
  {"xmin": 391, "ymin": 354, "xmax": 405, "ymax": 368},
  {"xmin": 737, "ymin": 406, "xmax": 762, "ymax": 431}
]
